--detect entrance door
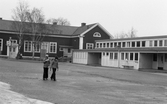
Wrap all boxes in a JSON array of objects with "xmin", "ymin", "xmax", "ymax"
[
  {"xmin": 158, "ymin": 54, "xmax": 164, "ymax": 70},
  {"xmin": 9, "ymin": 47, "xmax": 17, "ymax": 58}
]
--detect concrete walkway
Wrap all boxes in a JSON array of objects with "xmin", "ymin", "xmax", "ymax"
[{"xmin": 0, "ymin": 82, "xmax": 53, "ymax": 104}]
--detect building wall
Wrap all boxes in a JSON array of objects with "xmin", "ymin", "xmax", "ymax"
[
  {"xmin": 83, "ymin": 26, "xmax": 111, "ymax": 49},
  {"xmin": 139, "ymin": 53, "xmax": 153, "ymax": 69},
  {"xmin": 73, "ymin": 52, "xmax": 88, "ymax": 64}
]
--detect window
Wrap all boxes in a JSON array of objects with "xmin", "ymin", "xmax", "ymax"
[
  {"xmin": 153, "ymin": 53, "xmax": 157, "ymax": 61},
  {"xmin": 11, "ymin": 39, "xmax": 17, "ymax": 44},
  {"xmin": 118, "ymin": 42, "xmax": 121, "ymax": 47},
  {"xmin": 41, "ymin": 42, "xmax": 49, "ymax": 53},
  {"xmin": 122, "ymin": 42, "xmax": 126, "ymax": 47},
  {"xmin": 137, "ymin": 41, "xmax": 140, "ymax": 47},
  {"xmin": 154, "ymin": 40, "xmax": 157, "ymax": 47},
  {"xmin": 135, "ymin": 53, "xmax": 138, "ymax": 61},
  {"xmin": 149, "ymin": 40, "xmax": 153, "ymax": 47},
  {"xmin": 125, "ymin": 53, "xmax": 129, "ymax": 60},
  {"xmin": 127, "ymin": 42, "xmax": 130, "ymax": 47},
  {"xmin": 103, "ymin": 43, "xmax": 106, "ymax": 48},
  {"xmin": 106, "ymin": 52, "xmax": 109, "ymax": 56},
  {"xmin": 165, "ymin": 54, "xmax": 167, "ymax": 62},
  {"xmin": 130, "ymin": 53, "xmax": 133, "ymax": 60},
  {"xmin": 100, "ymin": 43, "xmax": 102, "ymax": 48},
  {"xmin": 121, "ymin": 53, "xmax": 124, "ymax": 60},
  {"xmin": 96, "ymin": 43, "xmax": 99, "ymax": 48},
  {"xmin": 142, "ymin": 41, "xmax": 145, "ymax": 47},
  {"xmin": 159, "ymin": 40, "xmax": 163, "ymax": 47},
  {"xmin": 114, "ymin": 42, "xmax": 117, "ymax": 48},
  {"xmin": 93, "ymin": 32, "xmax": 101, "ymax": 37},
  {"xmin": 49, "ymin": 42, "xmax": 57, "ymax": 53},
  {"xmin": 114, "ymin": 53, "xmax": 118, "ymax": 59},
  {"xmin": 0, "ymin": 39, "xmax": 3, "ymax": 51},
  {"xmin": 68, "ymin": 48, "xmax": 71, "ymax": 53},
  {"xmin": 132, "ymin": 41, "xmax": 135, "ymax": 47},
  {"xmin": 110, "ymin": 53, "xmax": 113, "ymax": 59},
  {"xmin": 86, "ymin": 43, "xmax": 94, "ymax": 49},
  {"xmin": 164, "ymin": 40, "xmax": 167, "ymax": 46},
  {"xmin": 110, "ymin": 43, "xmax": 113, "ymax": 48},
  {"xmin": 34, "ymin": 43, "xmax": 40, "ymax": 52},
  {"xmin": 24, "ymin": 41, "xmax": 32, "ymax": 52},
  {"xmin": 107, "ymin": 43, "xmax": 109, "ymax": 48}
]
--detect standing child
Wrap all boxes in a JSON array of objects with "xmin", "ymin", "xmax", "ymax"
[
  {"xmin": 43, "ymin": 54, "xmax": 50, "ymax": 80},
  {"xmin": 50, "ymin": 56, "xmax": 59, "ymax": 81}
]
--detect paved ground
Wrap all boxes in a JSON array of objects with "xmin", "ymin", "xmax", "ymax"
[{"xmin": 0, "ymin": 58, "xmax": 167, "ymax": 104}]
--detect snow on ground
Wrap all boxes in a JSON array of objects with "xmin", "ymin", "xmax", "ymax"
[{"xmin": 0, "ymin": 81, "xmax": 53, "ymax": 104}]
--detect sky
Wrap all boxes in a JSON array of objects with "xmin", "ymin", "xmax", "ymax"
[{"xmin": 0, "ymin": 0, "xmax": 167, "ymax": 37}]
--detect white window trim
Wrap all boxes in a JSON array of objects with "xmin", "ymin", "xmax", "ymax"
[
  {"xmin": 86, "ymin": 43, "xmax": 94, "ymax": 49},
  {"xmin": 93, "ymin": 32, "xmax": 101, "ymax": 37},
  {"xmin": 0, "ymin": 39, "xmax": 3, "ymax": 51},
  {"xmin": 49, "ymin": 42, "xmax": 57, "ymax": 53},
  {"xmin": 24, "ymin": 41, "xmax": 32, "ymax": 52}
]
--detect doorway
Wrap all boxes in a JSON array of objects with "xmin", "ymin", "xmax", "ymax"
[{"xmin": 158, "ymin": 54, "xmax": 164, "ymax": 70}]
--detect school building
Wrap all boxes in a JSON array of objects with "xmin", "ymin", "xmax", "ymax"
[
  {"xmin": 0, "ymin": 18, "xmax": 112, "ymax": 58},
  {"xmin": 73, "ymin": 35, "xmax": 167, "ymax": 70}
]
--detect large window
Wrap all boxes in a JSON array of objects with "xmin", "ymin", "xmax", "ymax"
[
  {"xmin": 100, "ymin": 43, "xmax": 102, "ymax": 48},
  {"xmin": 107, "ymin": 43, "xmax": 109, "ymax": 48},
  {"xmin": 0, "ymin": 39, "xmax": 3, "ymax": 51},
  {"xmin": 24, "ymin": 41, "xmax": 32, "ymax": 52},
  {"xmin": 86, "ymin": 43, "xmax": 94, "ymax": 49},
  {"xmin": 103, "ymin": 43, "xmax": 106, "ymax": 48},
  {"xmin": 130, "ymin": 53, "xmax": 133, "ymax": 60},
  {"xmin": 49, "ymin": 42, "xmax": 57, "ymax": 53}
]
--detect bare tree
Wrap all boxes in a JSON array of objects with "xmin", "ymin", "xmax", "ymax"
[
  {"xmin": 11, "ymin": 1, "xmax": 29, "ymax": 58},
  {"xmin": 26, "ymin": 7, "xmax": 45, "ymax": 59},
  {"xmin": 46, "ymin": 17, "xmax": 70, "ymax": 26},
  {"xmin": 114, "ymin": 27, "xmax": 137, "ymax": 39}
]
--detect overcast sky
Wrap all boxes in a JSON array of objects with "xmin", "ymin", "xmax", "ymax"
[{"xmin": 0, "ymin": 0, "xmax": 167, "ymax": 37}]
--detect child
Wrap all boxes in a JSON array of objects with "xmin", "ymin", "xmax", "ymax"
[
  {"xmin": 50, "ymin": 56, "xmax": 59, "ymax": 81},
  {"xmin": 43, "ymin": 54, "xmax": 50, "ymax": 80}
]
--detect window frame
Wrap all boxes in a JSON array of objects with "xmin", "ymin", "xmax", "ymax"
[
  {"xmin": 49, "ymin": 42, "xmax": 57, "ymax": 53},
  {"xmin": 86, "ymin": 43, "xmax": 94, "ymax": 49},
  {"xmin": 24, "ymin": 41, "xmax": 32, "ymax": 52}
]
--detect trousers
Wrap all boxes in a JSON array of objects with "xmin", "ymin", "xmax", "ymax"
[
  {"xmin": 51, "ymin": 68, "xmax": 57, "ymax": 81},
  {"xmin": 43, "ymin": 67, "xmax": 48, "ymax": 80}
]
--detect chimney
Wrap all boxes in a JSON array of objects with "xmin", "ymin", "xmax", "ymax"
[{"xmin": 81, "ymin": 23, "xmax": 86, "ymax": 27}]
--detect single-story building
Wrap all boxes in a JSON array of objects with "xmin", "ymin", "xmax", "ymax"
[{"xmin": 73, "ymin": 35, "xmax": 167, "ymax": 70}]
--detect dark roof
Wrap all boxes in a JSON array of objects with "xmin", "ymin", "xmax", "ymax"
[{"xmin": 0, "ymin": 19, "xmax": 96, "ymax": 36}]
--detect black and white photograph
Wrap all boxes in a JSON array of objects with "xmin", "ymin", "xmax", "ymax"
[{"xmin": 0, "ymin": 0, "xmax": 167, "ymax": 103}]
